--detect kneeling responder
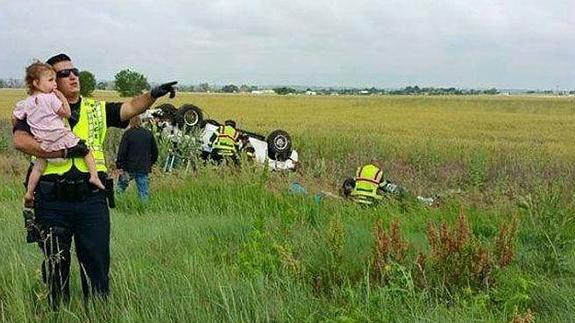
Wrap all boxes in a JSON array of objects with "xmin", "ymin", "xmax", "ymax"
[
  {"xmin": 343, "ymin": 163, "xmax": 434, "ymax": 206},
  {"xmin": 209, "ymin": 119, "xmax": 241, "ymax": 165}
]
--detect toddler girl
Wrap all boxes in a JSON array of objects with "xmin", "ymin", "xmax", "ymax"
[{"xmin": 13, "ymin": 61, "xmax": 105, "ymax": 206}]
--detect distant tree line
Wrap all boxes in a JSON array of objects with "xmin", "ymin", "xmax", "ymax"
[
  {"xmin": 386, "ymin": 86, "xmax": 500, "ymax": 95},
  {"xmin": 264, "ymin": 86, "xmax": 502, "ymax": 96},
  {"xmin": 0, "ymin": 78, "xmax": 24, "ymax": 88},
  {"xmin": 1, "ymin": 75, "xmax": 574, "ymax": 97}
]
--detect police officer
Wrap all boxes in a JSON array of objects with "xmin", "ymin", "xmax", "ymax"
[
  {"xmin": 209, "ymin": 119, "xmax": 241, "ymax": 166},
  {"xmin": 12, "ymin": 53, "xmax": 177, "ymax": 308}
]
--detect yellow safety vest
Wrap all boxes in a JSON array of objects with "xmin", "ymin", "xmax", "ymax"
[
  {"xmin": 43, "ymin": 97, "xmax": 108, "ymax": 175},
  {"xmin": 351, "ymin": 164, "xmax": 383, "ymax": 204},
  {"xmin": 213, "ymin": 125, "xmax": 239, "ymax": 155}
]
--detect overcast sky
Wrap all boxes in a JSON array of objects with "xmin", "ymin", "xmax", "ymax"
[{"xmin": 0, "ymin": 0, "xmax": 573, "ymax": 89}]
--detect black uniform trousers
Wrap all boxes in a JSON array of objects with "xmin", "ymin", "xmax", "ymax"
[{"xmin": 35, "ymin": 180, "xmax": 110, "ymax": 308}]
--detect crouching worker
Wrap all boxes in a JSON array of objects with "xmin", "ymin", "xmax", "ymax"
[
  {"xmin": 209, "ymin": 119, "xmax": 241, "ymax": 166},
  {"xmin": 342, "ymin": 163, "xmax": 434, "ymax": 206}
]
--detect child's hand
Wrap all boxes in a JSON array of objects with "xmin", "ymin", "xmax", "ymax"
[{"xmin": 53, "ymin": 89, "xmax": 66, "ymax": 101}]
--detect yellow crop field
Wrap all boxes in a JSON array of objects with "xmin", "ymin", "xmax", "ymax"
[{"xmin": 2, "ymin": 88, "xmax": 573, "ymax": 192}]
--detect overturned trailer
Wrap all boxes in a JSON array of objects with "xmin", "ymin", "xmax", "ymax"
[{"xmin": 142, "ymin": 104, "xmax": 299, "ymax": 171}]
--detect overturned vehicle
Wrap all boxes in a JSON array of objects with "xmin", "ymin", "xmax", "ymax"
[{"xmin": 142, "ymin": 103, "xmax": 299, "ymax": 171}]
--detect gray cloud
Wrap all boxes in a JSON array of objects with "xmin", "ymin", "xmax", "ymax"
[{"xmin": 0, "ymin": 0, "xmax": 573, "ymax": 88}]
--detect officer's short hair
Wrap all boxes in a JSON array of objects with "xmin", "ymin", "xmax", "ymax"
[
  {"xmin": 46, "ymin": 53, "xmax": 72, "ymax": 66},
  {"xmin": 342, "ymin": 178, "xmax": 355, "ymax": 197}
]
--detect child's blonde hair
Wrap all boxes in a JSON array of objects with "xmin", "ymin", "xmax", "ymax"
[{"xmin": 25, "ymin": 61, "xmax": 55, "ymax": 95}]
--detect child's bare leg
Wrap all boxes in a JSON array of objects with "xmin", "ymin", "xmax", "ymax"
[
  {"xmin": 84, "ymin": 151, "xmax": 105, "ymax": 190},
  {"xmin": 25, "ymin": 159, "xmax": 46, "ymax": 207}
]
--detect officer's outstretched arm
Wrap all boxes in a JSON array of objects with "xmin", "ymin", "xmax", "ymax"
[
  {"xmin": 13, "ymin": 130, "xmax": 63, "ymax": 159},
  {"xmin": 120, "ymin": 93, "xmax": 156, "ymax": 122},
  {"xmin": 380, "ymin": 180, "xmax": 404, "ymax": 194},
  {"xmin": 120, "ymin": 82, "xmax": 178, "ymax": 122},
  {"xmin": 380, "ymin": 180, "xmax": 412, "ymax": 200}
]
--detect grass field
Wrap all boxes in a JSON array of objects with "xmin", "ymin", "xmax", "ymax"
[{"xmin": 0, "ymin": 88, "xmax": 574, "ymax": 322}]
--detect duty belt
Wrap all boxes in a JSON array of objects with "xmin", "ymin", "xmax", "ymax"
[{"xmin": 37, "ymin": 178, "xmax": 100, "ymax": 202}]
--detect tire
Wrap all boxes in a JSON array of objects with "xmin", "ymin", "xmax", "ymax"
[
  {"xmin": 176, "ymin": 104, "xmax": 204, "ymax": 130},
  {"xmin": 266, "ymin": 129, "xmax": 292, "ymax": 161},
  {"xmin": 155, "ymin": 103, "xmax": 177, "ymax": 124}
]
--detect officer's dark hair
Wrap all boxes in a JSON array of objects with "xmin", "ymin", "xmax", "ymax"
[
  {"xmin": 224, "ymin": 119, "xmax": 236, "ymax": 127},
  {"xmin": 46, "ymin": 53, "xmax": 72, "ymax": 66},
  {"xmin": 341, "ymin": 178, "xmax": 355, "ymax": 197}
]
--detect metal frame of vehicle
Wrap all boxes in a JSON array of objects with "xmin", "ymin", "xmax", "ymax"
[{"xmin": 142, "ymin": 104, "xmax": 299, "ymax": 171}]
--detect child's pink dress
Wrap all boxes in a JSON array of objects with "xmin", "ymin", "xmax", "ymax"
[{"xmin": 13, "ymin": 92, "xmax": 80, "ymax": 152}]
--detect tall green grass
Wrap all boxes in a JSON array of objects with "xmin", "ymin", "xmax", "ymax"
[{"xmin": 0, "ymin": 167, "xmax": 573, "ymax": 321}]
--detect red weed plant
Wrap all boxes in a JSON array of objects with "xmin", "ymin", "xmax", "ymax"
[
  {"xmin": 425, "ymin": 211, "xmax": 492, "ymax": 292},
  {"xmin": 512, "ymin": 308, "xmax": 535, "ymax": 323},
  {"xmin": 495, "ymin": 215, "xmax": 518, "ymax": 267},
  {"xmin": 371, "ymin": 218, "xmax": 408, "ymax": 283},
  {"xmin": 421, "ymin": 209, "xmax": 519, "ymax": 295}
]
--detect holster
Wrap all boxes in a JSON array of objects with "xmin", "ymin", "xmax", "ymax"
[
  {"xmin": 105, "ymin": 177, "xmax": 115, "ymax": 208},
  {"xmin": 23, "ymin": 208, "xmax": 42, "ymax": 243}
]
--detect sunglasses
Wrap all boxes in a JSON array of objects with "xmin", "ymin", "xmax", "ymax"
[{"xmin": 56, "ymin": 68, "xmax": 80, "ymax": 78}]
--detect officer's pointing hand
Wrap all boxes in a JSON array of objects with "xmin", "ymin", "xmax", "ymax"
[{"xmin": 151, "ymin": 81, "xmax": 178, "ymax": 99}]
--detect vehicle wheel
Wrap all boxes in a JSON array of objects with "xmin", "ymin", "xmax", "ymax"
[
  {"xmin": 266, "ymin": 129, "xmax": 292, "ymax": 161},
  {"xmin": 176, "ymin": 104, "xmax": 204, "ymax": 130},
  {"xmin": 155, "ymin": 103, "xmax": 177, "ymax": 124}
]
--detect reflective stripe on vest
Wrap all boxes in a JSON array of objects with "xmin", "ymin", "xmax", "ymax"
[
  {"xmin": 351, "ymin": 164, "xmax": 382, "ymax": 199},
  {"xmin": 213, "ymin": 125, "xmax": 239, "ymax": 152},
  {"xmin": 43, "ymin": 97, "xmax": 108, "ymax": 175}
]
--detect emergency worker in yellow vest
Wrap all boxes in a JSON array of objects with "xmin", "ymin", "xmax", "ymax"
[
  {"xmin": 209, "ymin": 119, "xmax": 241, "ymax": 166},
  {"xmin": 341, "ymin": 163, "xmax": 403, "ymax": 205},
  {"xmin": 12, "ymin": 53, "xmax": 177, "ymax": 308},
  {"xmin": 342, "ymin": 163, "xmax": 434, "ymax": 206},
  {"xmin": 350, "ymin": 164, "xmax": 385, "ymax": 204}
]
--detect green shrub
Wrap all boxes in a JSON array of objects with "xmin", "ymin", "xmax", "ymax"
[{"xmin": 518, "ymin": 184, "xmax": 575, "ymax": 274}]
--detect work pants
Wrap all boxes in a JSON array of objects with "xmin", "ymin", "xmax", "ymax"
[{"xmin": 34, "ymin": 181, "xmax": 110, "ymax": 308}]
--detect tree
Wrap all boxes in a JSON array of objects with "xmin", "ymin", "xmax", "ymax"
[
  {"xmin": 114, "ymin": 69, "xmax": 150, "ymax": 97},
  {"xmin": 79, "ymin": 70, "xmax": 96, "ymax": 97},
  {"xmin": 0, "ymin": 79, "xmax": 5, "ymax": 88},
  {"xmin": 239, "ymin": 84, "xmax": 257, "ymax": 93},
  {"xmin": 483, "ymin": 88, "xmax": 499, "ymax": 95},
  {"xmin": 6, "ymin": 78, "xmax": 23, "ymax": 88},
  {"xmin": 273, "ymin": 87, "xmax": 297, "ymax": 95},
  {"xmin": 96, "ymin": 81, "xmax": 108, "ymax": 90},
  {"xmin": 197, "ymin": 83, "xmax": 211, "ymax": 93},
  {"xmin": 178, "ymin": 84, "xmax": 194, "ymax": 92},
  {"xmin": 221, "ymin": 84, "xmax": 238, "ymax": 93}
]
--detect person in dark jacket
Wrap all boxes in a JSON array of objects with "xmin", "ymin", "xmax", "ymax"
[{"xmin": 116, "ymin": 115, "xmax": 158, "ymax": 200}]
